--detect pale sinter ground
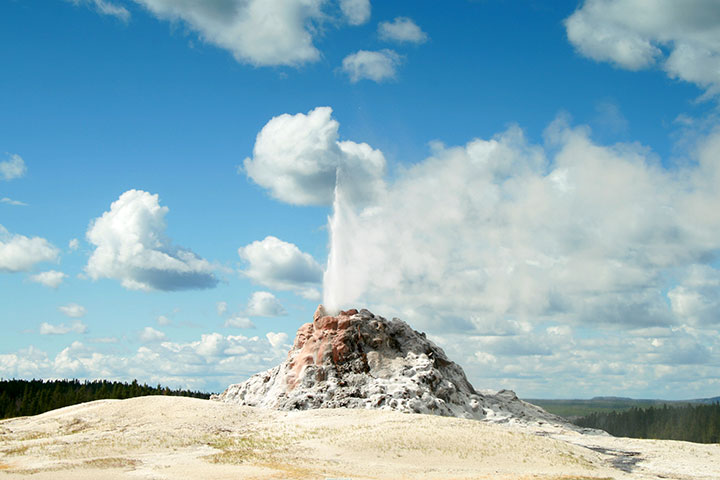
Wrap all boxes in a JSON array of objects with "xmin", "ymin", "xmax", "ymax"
[{"xmin": 0, "ymin": 396, "xmax": 718, "ymax": 480}]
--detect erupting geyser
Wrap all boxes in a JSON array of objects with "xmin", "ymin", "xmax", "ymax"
[
  {"xmin": 322, "ymin": 183, "xmax": 355, "ymax": 315},
  {"xmin": 213, "ymin": 305, "xmax": 564, "ymax": 425}
]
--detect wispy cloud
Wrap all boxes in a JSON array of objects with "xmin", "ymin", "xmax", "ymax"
[
  {"xmin": 70, "ymin": 0, "xmax": 130, "ymax": 21},
  {"xmin": 378, "ymin": 17, "xmax": 428, "ymax": 44},
  {"xmin": 40, "ymin": 321, "xmax": 87, "ymax": 335},
  {"xmin": 1, "ymin": 197, "xmax": 27, "ymax": 206},
  {"xmin": 59, "ymin": 303, "xmax": 87, "ymax": 318}
]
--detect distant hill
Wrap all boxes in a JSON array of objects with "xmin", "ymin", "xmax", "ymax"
[
  {"xmin": 690, "ymin": 396, "xmax": 720, "ymax": 404},
  {"xmin": 524, "ymin": 396, "xmax": 719, "ymax": 419}
]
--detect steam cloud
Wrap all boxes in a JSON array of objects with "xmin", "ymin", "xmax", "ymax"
[{"xmin": 321, "ymin": 117, "xmax": 720, "ymax": 333}]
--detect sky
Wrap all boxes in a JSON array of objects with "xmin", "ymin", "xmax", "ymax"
[{"xmin": 2, "ymin": 0, "xmax": 720, "ymax": 399}]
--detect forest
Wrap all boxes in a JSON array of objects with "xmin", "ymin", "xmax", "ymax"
[
  {"xmin": 573, "ymin": 403, "xmax": 720, "ymax": 443},
  {"xmin": 0, "ymin": 379, "xmax": 210, "ymax": 419}
]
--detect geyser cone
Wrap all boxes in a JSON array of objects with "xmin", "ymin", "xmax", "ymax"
[{"xmin": 213, "ymin": 306, "xmax": 565, "ymax": 426}]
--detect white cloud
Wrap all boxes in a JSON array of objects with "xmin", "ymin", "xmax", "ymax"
[
  {"xmin": 341, "ymin": 49, "xmax": 402, "ymax": 83},
  {"xmin": 70, "ymin": 0, "xmax": 130, "ymax": 21},
  {"xmin": 246, "ymin": 291, "xmax": 286, "ymax": 317},
  {"xmin": 298, "ymin": 287, "xmax": 322, "ymax": 300},
  {"xmin": 565, "ymin": 0, "xmax": 720, "ymax": 96},
  {"xmin": 1, "ymin": 197, "xmax": 27, "ymax": 206},
  {"xmin": 266, "ymin": 331, "xmax": 289, "ymax": 349},
  {"xmin": 68, "ymin": 238, "xmax": 80, "ymax": 251},
  {"xmin": 29, "ymin": 270, "xmax": 67, "ymax": 289},
  {"xmin": 0, "ymin": 225, "xmax": 59, "ymax": 273},
  {"xmin": 594, "ymin": 100, "xmax": 629, "ymax": 135},
  {"xmin": 140, "ymin": 326, "xmax": 166, "ymax": 343},
  {"xmin": 224, "ymin": 316, "xmax": 256, "ymax": 329},
  {"xmin": 0, "ymin": 154, "xmax": 26, "ymax": 181},
  {"xmin": 216, "ymin": 301, "xmax": 228, "ymax": 316},
  {"xmin": 243, "ymin": 106, "xmax": 386, "ymax": 207},
  {"xmin": 85, "ymin": 190, "xmax": 218, "ymax": 291},
  {"xmin": 40, "ymin": 321, "xmax": 87, "ymax": 335},
  {"xmin": 239, "ymin": 236, "xmax": 323, "ymax": 294},
  {"xmin": 378, "ymin": 17, "xmax": 427, "ymax": 44},
  {"xmin": 433, "ymin": 326, "xmax": 720, "ymax": 397},
  {"xmin": 59, "ymin": 303, "xmax": 87, "ymax": 318},
  {"xmin": 132, "ymin": 0, "xmax": 325, "ymax": 66},
  {"xmin": 157, "ymin": 315, "xmax": 171, "ymax": 326},
  {"xmin": 339, "ymin": 0, "xmax": 370, "ymax": 25},
  {"xmin": 668, "ymin": 265, "xmax": 720, "ymax": 326},
  {"xmin": 323, "ymin": 116, "xmax": 720, "ymax": 340}
]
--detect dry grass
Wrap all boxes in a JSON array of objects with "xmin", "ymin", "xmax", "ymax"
[
  {"xmin": 82, "ymin": 457, "xmax": 138, "ymax": 469},
  {"xmin": 60, "ymin": 418, "xmax": 89, "ymax": 436},
  {"xmin": 203, "ymin": 433, "xmax": 289, "ymax": 464},
  {"xmin": 2, "ymin": 444, "xmax": 30, "ymax": 456}
]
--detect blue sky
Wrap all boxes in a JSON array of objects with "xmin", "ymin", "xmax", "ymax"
[{"xmin": 2, "ymin": 0, "xmax": 720, "ymax": 399}]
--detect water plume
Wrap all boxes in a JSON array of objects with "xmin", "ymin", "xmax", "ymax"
[{"xmin": 322, "ymin": 177, "xmax": 355, "ymax": 315}]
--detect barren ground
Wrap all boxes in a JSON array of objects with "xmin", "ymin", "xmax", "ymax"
[{"xmin": 0, "ymin": 396, "xmax": 717, "ymax": 480}]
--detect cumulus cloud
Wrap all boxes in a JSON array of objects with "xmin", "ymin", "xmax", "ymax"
[
  {"xmin": 243, "ymin": 106, "xmax": 386, "ymax": 207},
  {"xmin": 341, "ymin": 49, "xmax": 402, "ymax": 83},
  {"xmin": 59, "ymin": 303, "xmax": 87, "ymax": 318},
  {"xmin": 378, "ymin": 17, "xmax": 428, "ymax": 44},
  {"xmin": 246, "ymin": 291, "xmax": 286, "ymax": 317},
  {"xmin": 0, "ymin": 225, "xmax": 59, "ymax": 273},
  {"xmin": 565, "ymin": 0, "xmax": 720, "ymax": 96},
  {"xmin": 157, "ymin": 315, "xmax": 171, "ymax": 326},
  {"xmin": 433, "ymin": 323, "xmax": 720, "ymax": 397},
  {"xmin": 85, "ymin": 190, "xmax": 218, "ymax": 291},
  {"xmin": 40, "ymin": 321, "xmax": 87, "ymax": 335},
  {"xmin": 323, "ymin": 117, "xmax": 720, "ymax": 337},
  {"xmin": 239, "ymin": 236, "xmax": 323, "ymax": 295},
  {"xmin": 0, "ymin": 154, "xmax": 26, "ymax": 181},
  {"xmin": 1, "ymin": 197, "xmax": 27, "ymax": 206},
  {"xmin": 68, "ymin": 238, "xmax": 80, "ymax": 251},
  {"xmin": 29, "ymin": 270, "xmax": 67, "ymax": 289},
  {"xmin": 130, "ymin": 0, "xmax": 325, "ymax": 66},
  {"xmin": 216, "ymin": 301, "xmax": 228, "ymax": 316},
  {"xmin": 69, "ymin": 0, "xmax": 130, "ymax": 21},
  {"xmin": 140, "ymin": 326, "xmax": 166, "ymax": 343},
  {"xmin": 21, "ymin": 331, "xmax": 289, "ymax": 389},
  {"xmin": 224, "ymin": 316, "xmax": 256, "ymax": 329}
]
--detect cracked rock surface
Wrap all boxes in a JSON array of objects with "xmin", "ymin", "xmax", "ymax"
[{"xmin": 213, "ymin": 305, "xmax": 565, "ymax": 426}]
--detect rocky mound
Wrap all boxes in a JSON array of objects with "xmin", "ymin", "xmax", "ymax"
[{"xmin": 213, "ymin": 306, "xmax": 564, "ymax": 425}]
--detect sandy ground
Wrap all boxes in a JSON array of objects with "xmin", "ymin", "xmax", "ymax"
[{"xmin": 0, "ymin": 396, "xmax": 718, "ymax": 480}]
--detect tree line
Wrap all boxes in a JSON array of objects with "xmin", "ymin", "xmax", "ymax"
[
  {"xmin": 573, "ymin": 402, "xmax": 720, "ymax": 443},
  {"xmin": 0, "ymin": 379, "xmax": 211, "ymax": 419}
]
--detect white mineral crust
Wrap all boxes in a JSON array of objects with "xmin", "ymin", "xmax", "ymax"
[{"xmin": 213, "ymin": 305, "xmax": 566, "ymax": 426}]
